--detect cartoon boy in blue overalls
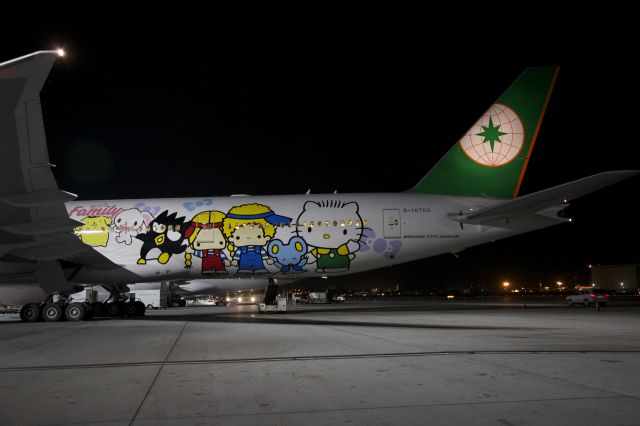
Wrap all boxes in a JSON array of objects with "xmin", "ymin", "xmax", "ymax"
[{"xmin": 223, "ymin": 203, "xmax": 291, "ymax": 274}]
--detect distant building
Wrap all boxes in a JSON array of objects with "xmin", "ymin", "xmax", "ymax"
[{"xmin": 590, "ymin": 265, "xmax": 639, "ymax": 290}]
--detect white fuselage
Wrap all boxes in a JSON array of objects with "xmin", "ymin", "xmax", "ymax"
[{"xmin": 64, "ymin": 192, "xmax": 533, "ymax": 286}]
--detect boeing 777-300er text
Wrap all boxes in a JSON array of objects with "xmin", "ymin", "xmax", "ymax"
[{"xmin": 0, "ymin": 50, "xmax": 636, "ymax": 321}]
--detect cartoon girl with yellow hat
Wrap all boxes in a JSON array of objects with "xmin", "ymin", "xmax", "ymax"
[{"xmin": 184, "ymin": 211, "xmax": 230, "ymax": 274}]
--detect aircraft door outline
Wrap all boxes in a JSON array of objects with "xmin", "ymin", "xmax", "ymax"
[{"xmin": 382, "ymin": 209, "xmax": 401, "ymax": 239}]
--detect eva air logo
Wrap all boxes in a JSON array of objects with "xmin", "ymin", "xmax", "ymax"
[{"xmin": 459, "ymin": 103, "xmax": 524, "ymax": 167}]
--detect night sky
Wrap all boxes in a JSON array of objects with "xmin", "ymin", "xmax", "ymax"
[{"xmin": 2, "ymin": 6, "xmax": 638, "ymax": 289}]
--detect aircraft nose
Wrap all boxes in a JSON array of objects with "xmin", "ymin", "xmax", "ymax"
[{"xmin": 323, "ymin": 234, "xmax": 330, "ymax": 239}]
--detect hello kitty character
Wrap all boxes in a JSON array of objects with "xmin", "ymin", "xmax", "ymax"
[
  {"xmin": 296, "ymin": 200, "xmax": 364, "ymax": 273},
  {"xmin": 112, "ymin": 208, "xmax": 154, "ymax": 245}
]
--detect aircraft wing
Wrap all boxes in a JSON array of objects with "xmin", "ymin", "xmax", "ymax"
[
  {"xmin": 448, "ymin": 171, "xmax": 639, "ymax": 227},
  {"xmin": 0, "ymin": 51, "xmax": 133, "ymax": 291}
]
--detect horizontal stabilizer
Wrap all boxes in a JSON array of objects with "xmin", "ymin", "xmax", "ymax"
[{"xmin": 448, "ymin": 170, "xmax": 639, "ymax": 226}]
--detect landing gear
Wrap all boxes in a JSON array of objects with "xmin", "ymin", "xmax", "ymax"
[
  {"xmin": 18, "ymin": 284, "xmax": 146, "ymax": 322},
  {"xmin": 124, "ymin": 302, "xmax": 137, "ymax": 316},
  {"xmin": 106, "ymin": 301, "xmax": 123, "ymax": 316},
  {"xmin": 134, "ymin": 301, "xmax": 146, "ymax": 315},
  {"xmin": 97, "ymin": 284, "xmax": 146, "ymax": 318},
  {"xmin": 65, "ymin": 302, "xmax": 89, "ymax": 321},
  {"xmin": 18, "ymin": 289, "xmax": 95, "ymax": 323},
  {"xmin": 19, "ymin": 303, "xmax": 42, "ymax": 322},
  {"xmin": 42, "ymin": 302, "xmax": 65, "ymax": 322}
]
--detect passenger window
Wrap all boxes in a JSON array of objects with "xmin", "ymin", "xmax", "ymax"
[{"xmin": 333, "ymin": 220, "xmax": 338, "ymax": 227}]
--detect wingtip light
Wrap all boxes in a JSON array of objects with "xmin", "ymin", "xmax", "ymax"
[{"xmin": 57, "ymin": 48, "xmax": 65, "ymax": 57}]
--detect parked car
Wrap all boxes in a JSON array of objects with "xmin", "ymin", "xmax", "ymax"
[
  {"xmin": 566, "ymin": 288, "xmax": 611, "ymax": 306},
  {"xmin": 615, "ymin": 289, "xmax": 640, "ymax": 296}
]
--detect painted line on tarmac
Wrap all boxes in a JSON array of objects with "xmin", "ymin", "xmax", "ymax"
[{"xmin": 1, "ymin": 349, "xmax": 639, "ymax": 372}]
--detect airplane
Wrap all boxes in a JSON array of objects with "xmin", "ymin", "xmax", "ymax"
[{"xmin": 1, "ymin": 50, "xmax": 636, "ymax": 322}]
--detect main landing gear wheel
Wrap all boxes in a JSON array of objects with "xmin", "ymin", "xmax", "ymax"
[
  {"xmin": 134, "ymin": 301, "xmax": 146, "ymax": 316},
  {"xmin": 124, "ymin": 303, "xmax": 137, "ymax": 316},
  {"xmin": 65, "ymin": 302, "xmax": 87, "ymax": 321},
  {"xmin": 42, "ymin": 302, "xmax": 64, "ymax": 322},
  {"xmin": 83, "ymin": 303, "xmax": 95, "ymax": 320},
  {"xmin": 106, "ymin": 302, "xmax": 123, "ymax": 316},
  {"xmin": 91, "ymin": 302, "xmax": 104, "ymax": 317},
  {"xmin": 20, "ymin": 303, "xmax": 42, "ymax": 322}
]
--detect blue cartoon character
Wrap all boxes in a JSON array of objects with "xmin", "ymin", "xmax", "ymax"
[
  {"xmin": 267, "ymin": 237, "xmax": 308, "ymax": 274},
  {"xmin": 223, "ymin": 203, "xmax": 291, "ymax": 274}
]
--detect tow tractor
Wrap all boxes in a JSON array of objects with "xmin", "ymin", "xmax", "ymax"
[
  {"xmin": 257, "ymin": 278, "xmax": 287, "ymax": 313},
  {"xmin": 258, "ymin": 297, "xmax": 287, "ymax": 313}
]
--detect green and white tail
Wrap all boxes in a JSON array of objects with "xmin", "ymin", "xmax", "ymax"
[{"xmin": 408, "ymin": 67, "xmax": 559, "ymax": 199}]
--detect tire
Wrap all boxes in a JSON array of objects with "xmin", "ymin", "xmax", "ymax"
[
  {"xmin": 20, "ymin": 303, "xmax": 42, "ymax": 322},
  {"xmin": 65, "ymin": 302, "xmax": 86, "ymax": 321},
  {"xmin": 42, "ymin": 302, "xmax": 64, "ymax": 322},
  {"xmin": 107, "ymin": 302, "xmax": 122, "ymax": 316},
  {"xmin": 146, "ymin": 304, "xmax": 154, "ymax": 310},
  {"xmin": 83, "ymin": 303, "xmax": 95, "ymax": 320},
  {"xmin": 124, "ymin": 303, "xmax": 137, "ymax": 316},
  {"xmin": 92, "ymin": 302, "xmax": 104, "ymax": 317},
  {"xmin": 134, "ymin": 301, "xmax": 146, "ymax": 316},
  {"xmin": 583, "ymin": 300, "xmax": 589, "ymax": 307}
]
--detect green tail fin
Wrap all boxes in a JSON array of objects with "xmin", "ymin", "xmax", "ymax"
[{"xmin": 408, "ymin": 67, "xmax": 559, "ymax": 199}]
